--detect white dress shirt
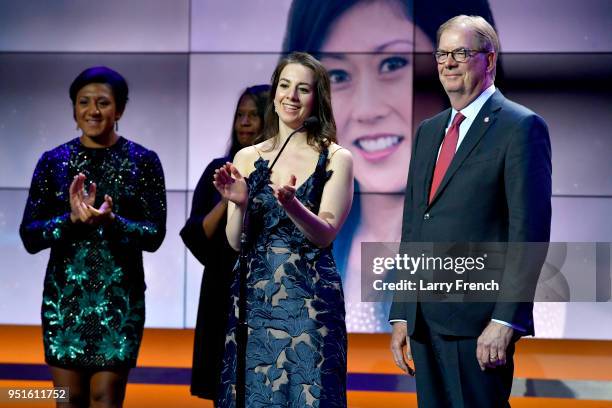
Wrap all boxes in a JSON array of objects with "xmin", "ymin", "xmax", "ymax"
[{"xmin": 441, "ymin": 83, "xmax": 496, "ymax": 156}]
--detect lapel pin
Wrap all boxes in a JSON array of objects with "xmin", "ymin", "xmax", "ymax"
[{"xmin": 484, "ymin": 116, "xmax": 490, "ymax": 123}]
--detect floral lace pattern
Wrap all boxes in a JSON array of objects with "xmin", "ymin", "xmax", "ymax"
[{"xmin": 217, "ymin": 149, "xmax": 347, "ymax": 408}]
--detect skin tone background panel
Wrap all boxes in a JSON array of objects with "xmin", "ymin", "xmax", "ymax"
[{"xmin": 0, "ymin": 0, "xmax": 610, "ymax": 337}]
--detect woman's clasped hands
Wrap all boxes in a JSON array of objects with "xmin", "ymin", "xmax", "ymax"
[{"xmin": 69, "ymin": 173, "xmax": 114, "ymax": 225}]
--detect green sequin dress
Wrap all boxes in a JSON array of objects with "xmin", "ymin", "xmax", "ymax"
[{"xmin": 20, "ymin": 137, "xmax": 167, "ymax": 369}]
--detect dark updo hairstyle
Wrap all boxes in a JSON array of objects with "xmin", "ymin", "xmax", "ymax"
[
  {"xmin": 69, "ymin": 66, "xmax": 129, "ymax": 114},
  {"xmin": 227, "ymin": 84, "xmax": 270, "ymax": 159},
  {"xmin": 260, "ymin": 52, "xmax": 336, "ymax": 151}
]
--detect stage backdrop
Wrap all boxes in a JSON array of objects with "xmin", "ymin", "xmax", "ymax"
[{"xmin": 0, "ymin": 0, "xmax": 610, "ymax": 337}]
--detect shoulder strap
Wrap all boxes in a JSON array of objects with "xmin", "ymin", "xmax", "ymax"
[
  {"xmin": 253, "ymin": 145, "xmax": 263, "ymax": 159},
  {"xmin": 317, "ymin": 147, "xmax": 329, "ymax": 168}
]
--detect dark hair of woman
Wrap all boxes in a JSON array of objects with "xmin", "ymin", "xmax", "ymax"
[
  {"xmin": 69, "ymin": 66, "xmax": 129, "ymax": 114},
  {"xmin": 282, "ymin": 0, "xmax": 498, "ymax": 54},
  {"xmin": 227, "ymin": 84, "xmax": 270, "ymax": 159},
  {"xmin": 259, "ymin": 51, "xmax": 337, "ymax": 151}
]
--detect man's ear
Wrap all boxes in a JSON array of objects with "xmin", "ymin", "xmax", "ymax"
[{"xmin": 486, "ymin": 52, "xmax": 497, "ymax": 74}]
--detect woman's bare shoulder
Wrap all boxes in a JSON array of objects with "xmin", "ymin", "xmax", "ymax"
[
  {"xmin": 327, "ymin": 142, "xmax": 353, "ymax": 163},
  {"xmin": 235, "ymin": 145, "xmax": 258, "ymax": 159},
  {"xmin": 232, "ymin": 145, "xmax": 262, "ymax": 175}
]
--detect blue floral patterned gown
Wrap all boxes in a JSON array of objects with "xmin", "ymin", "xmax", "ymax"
[
  {"xmin": 19, "ymin": 137, "xmax": 166, "ymax": 369},
  {"xmin": 218, "ymin": 148, "xmax": 347, "ymax": 408}
]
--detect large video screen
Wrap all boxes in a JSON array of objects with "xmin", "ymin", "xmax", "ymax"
[{"xmin": 0, "ymin": 0, "xmax": 610, "ymax": 337}]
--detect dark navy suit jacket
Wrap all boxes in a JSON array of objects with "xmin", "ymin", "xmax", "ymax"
[{"xmin": 389, "ymin": 90, "xmax": 552, "ymax": 337}]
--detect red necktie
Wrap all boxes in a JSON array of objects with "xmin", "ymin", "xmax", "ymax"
[{"xmin": 429, "ymin": 112, "xmax": 466, "ymax": 204}]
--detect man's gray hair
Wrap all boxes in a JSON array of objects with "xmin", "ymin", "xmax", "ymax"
[{"xmin": 437, "ymin": 15, "xmax": 500, "ymax": 79}]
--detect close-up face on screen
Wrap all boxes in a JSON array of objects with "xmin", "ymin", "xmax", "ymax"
[
  {"xmin": 0, "ymin": 0, "xmax": 611, "ymax": 342},
  {"xmin": 317, "ymin": 0, "xmax": 425, "ymax": 193}
]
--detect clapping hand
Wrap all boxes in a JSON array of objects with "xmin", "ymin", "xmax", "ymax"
[
  {"xmin": 69, "ymin": 173, "xmax": 95, "ymax": 223},
  {"xmin": 213, "ymin": 162, "xmax": 248, "ymax": 207},
  {"xmin": 87, "ymin": 194, "xmax": 115, "ymax": 225},
  {"xmin": 69, "ymin": 173, "xmax": 115, "ymax": 225},
  {"xmin": 270, "ymin": 175, "xmax": 297, "ymax": 207}
]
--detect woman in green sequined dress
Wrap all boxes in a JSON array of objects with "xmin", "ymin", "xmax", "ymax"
[{"xmin": 20, "ymin": 66, "xmax": 167, "ymax": 408}]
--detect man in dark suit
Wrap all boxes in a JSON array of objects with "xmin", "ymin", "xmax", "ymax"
[{"xmin": 389, "ymin": 15, "xmax": 551, "ymax": 407}]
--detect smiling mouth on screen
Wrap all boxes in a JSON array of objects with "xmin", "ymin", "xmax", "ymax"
[{"xmin": 354, "ymin": 134, "xmax": 404, "ymax": 162}]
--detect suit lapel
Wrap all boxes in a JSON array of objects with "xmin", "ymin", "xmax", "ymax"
[{"xmin": 428, "ymin": 91, "xmax": 505, "ymax": 207}]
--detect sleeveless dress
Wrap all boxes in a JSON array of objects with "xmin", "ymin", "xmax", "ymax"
[
  {"xmin": 217, "ymin": 148, "xmax": 347, "ymax": 408},
  {"xmin": 19, "ymin": 137, "xmax": 166, "ymax": 369}
]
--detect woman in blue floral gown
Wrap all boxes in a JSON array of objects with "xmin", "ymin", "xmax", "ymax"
[
  {"xmin": 213, "ymin": 52, "xmax": 354, "ymax": 408},
  {"xmin": 20, "ymin": 66, "xmax": 166, "ymax": 408}
]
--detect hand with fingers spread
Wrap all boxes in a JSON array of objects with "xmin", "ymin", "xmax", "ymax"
[
  {"xmin": 269, "ymin": 175, "xmax": 297, "ymax": 207},
  {"xmin": 476, "ymin": 321, "xmax": 514, "ymax": 370},
  {"xmin": 69, "ymin": 173, "xmax": 96, "ymax": 223},
  {"xmin": 213, "ymin": 162, "xmax": 248, "ymax": 207},
  {"xmin": 390, "ymin": 321, "xmax": 415, "ymax": 376}
]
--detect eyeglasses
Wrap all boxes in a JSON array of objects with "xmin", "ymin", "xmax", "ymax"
[{"xmin": 434, "ymin": 48, "xmax": 490, "ymax": 63}]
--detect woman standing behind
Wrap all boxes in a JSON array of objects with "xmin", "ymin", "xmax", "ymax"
[
  {"xmin": 213, "ymin": 52, "xmax": 353, "ymax": 407},
  {"xmin": 180, "ymin": 84, "xmax": 269, "ymax": 401},
  {"xmin": 20, "ymin": 66, "xmax": 166, "ymax": 408}
]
